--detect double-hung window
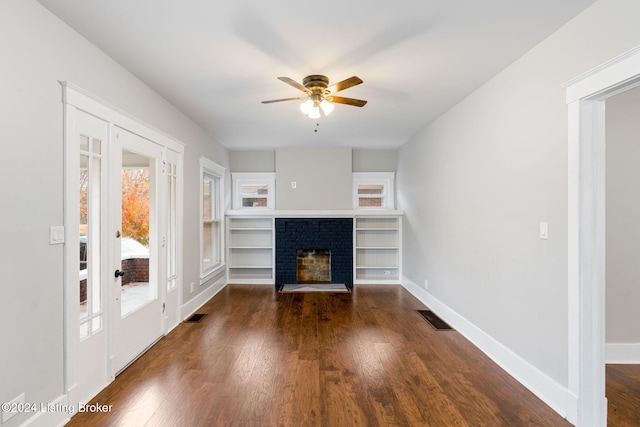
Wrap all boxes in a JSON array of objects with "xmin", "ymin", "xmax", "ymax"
[
  {"xmin": 353, "ymin": 172, "xmax": 395, "ymax": 209},
  {"xmin": 200, "ymin": 157, "xmax": 225, "ymax": 279}
]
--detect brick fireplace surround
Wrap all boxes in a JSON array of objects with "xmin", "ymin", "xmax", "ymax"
[{"xmin": 275, "ymin": 218, "xmax": 353, "ymax": 290}]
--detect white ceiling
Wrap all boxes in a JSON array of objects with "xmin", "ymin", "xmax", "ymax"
[{"xmin": 38, "ymin": 0, "xmax": 596, "ymax": 150}]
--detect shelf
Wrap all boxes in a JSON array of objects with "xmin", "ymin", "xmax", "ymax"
[
  {"xmin": 354, "ymin": 215, "xmax": 401, "ymax": 284},
  {"xmin": 355, "ymin": 228, "xmax": 399, "ymax": 231},
  {"xmin": 228, "ymin": 265, "xmax": 273, "ymax": 269},
  {"xmin": 227, "ymin": 216, "xmax": 274, "ymax": 284},
  {"xmin": 356, "ymin": 246, "xmax": 399, "ymax": 249},
  {"xmin": 228, "ymin": 227, "xmax": 273, "ymax": 231},
  {"xmin": 229, "ymin": 246, "xmax": 273, "ymax": 250}
]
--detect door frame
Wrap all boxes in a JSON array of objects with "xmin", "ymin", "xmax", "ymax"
[
  {"xmin": 565, "ymin": 45, "xmax": 640, "ymax": 426},
  {"xmin": 62, "ymin": 82, "xmax": 184, "ymax": 406}
]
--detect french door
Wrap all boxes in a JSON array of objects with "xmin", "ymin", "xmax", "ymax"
[
  {"xmin": 110, "ymin": 128, "xmax": 164, "ymax": 374},
  {"xmin": 64, "ymin": 84, "xmax": 183, "ymax": 407}
]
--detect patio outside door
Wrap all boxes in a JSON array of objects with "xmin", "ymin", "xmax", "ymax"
[{"xmin": 111, "ymin": 127, "xmax": 163, "ymax": 374}]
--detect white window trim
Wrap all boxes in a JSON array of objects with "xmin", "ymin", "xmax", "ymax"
[
  {"xmin": 200, "ymin": 157, "xmax": 226, "ymax": 282},
  {"xmin": 231, "ymin": 172, "xmax": 275, "ymax": 210},
  {"xmin": 353, "ymin": 172, "xmax": 395, "ymax": 209}
]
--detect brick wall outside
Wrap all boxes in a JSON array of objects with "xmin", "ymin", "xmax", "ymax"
[{"xmin": 122, "ymin": 258, "xmax": 149, "ymax": 285}]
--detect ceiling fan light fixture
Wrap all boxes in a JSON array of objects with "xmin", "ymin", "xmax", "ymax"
[
  {"xmin": 308, "ymin": 106, "xmax": 321, "ymax": 119},
  {"xmin": 320, "ymin": 99, "xmax": 334, "ymax": 115},
  {"xmin": 264, "ymin": 74, "xmax": 366, "ymax": 118},
  {"xmin": 300, "ymin": 99, "xmax": 313, "ymax": 114}
]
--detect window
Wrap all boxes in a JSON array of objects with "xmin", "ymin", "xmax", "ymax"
[
  {"xmin": 200, "ymin": 157, "xmax": 225, "ymax": 279},
  {"xmin": 166, "ymin": 158, "xmax": 178, "ymax": 292},
  {"xmin": 232, "ymin": 173, "xmax": 275, "ymax": 209},
  {"xmin": 79, "ymin": 134, "xmax": 104, "ymax": 339},
  {"xmin": 353, "ymin": 172, "xmax": 395, "ymax": 209}
]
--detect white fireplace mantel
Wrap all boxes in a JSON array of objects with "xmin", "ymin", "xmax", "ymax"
[{"xmin": 226, "ymin": 209, "xmax": 403, "ymax": 218}]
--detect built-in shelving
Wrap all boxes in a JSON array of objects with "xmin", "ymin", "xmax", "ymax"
[
  {"xmin": 225, "ymin": 212, "xmax": 402, "ymax": 285},
  {"xmin": 354, "ymin": 216, "xmax": 401, "ymax": 284},
  {"xmin": 227, "ymin": 217, "xmax": 274, "ymax": 284}
]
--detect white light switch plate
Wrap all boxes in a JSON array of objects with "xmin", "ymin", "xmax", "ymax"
[
  {"xmin": 539, "ymin": 222, "xmax": 549, "ymax": 240},
  {"xmin": 50, "ymin": 226, "xmax": 65, "ymax": 245}
]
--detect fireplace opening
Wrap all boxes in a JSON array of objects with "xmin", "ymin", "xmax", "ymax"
[{"xmin": 296, "ymin": 249, "xmax": 331, "ymax": 284}]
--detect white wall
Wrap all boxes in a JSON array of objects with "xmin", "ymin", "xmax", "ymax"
[
  {"xmin": 605, "ymin": 85, "xmax": 640, "ymax": 345},
  {"xmin": 397, "ymin": 0, "xmax": 640, "ymax": 398},
  {"xmin": 0, "ymin": 1, "xmax": 228, "ymax": 425}
]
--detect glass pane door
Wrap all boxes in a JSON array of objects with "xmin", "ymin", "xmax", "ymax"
[{"xmin": 120, "ymin": 152, "xmax": 155, "ymax": 317}]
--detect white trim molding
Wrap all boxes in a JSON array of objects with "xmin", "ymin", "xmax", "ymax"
[
  {"xmin": 401, "ymin": 276, "xmax": 576, "ymax": 423},
  {"xmin": 565, "ymin": 44, "xmax": 640, "ymax": 426},
  {"xmin": 181, "ymin": 275, "xmax": 227, "ymax": 320},
  {"xmin": 605, "ymin": 343, "xmax": 640, "ymax": 364}
]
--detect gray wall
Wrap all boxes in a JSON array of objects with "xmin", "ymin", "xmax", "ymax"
[
  {"xmin": 230, "ymin": 149, "xmax": 397, "ymax": 210},
  {"xmin": 275, "ymin": 147, "xmax": 352, "ymax": 210},
  {"xmin": 606, "ymin": 85, "xmax": 640, "ymax": 344},
  {"xmin": 229, "ymin": 150, "xmax": 275, "ymax": 172},
  {"xmin": 397, "ymin": 0, "xmax": 640, "ymax": 390},
  {"xmin": 353, "ymin": 149, "xmax": 397, "ymax": 172},
  {"xmin": 0, "ymin": 1, "xmax": 228, "ymax": 424}
]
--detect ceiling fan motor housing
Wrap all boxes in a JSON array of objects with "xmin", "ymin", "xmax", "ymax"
[{"xmin": 303, "ymin": 74, "xmax": 330, "ymax": 92}]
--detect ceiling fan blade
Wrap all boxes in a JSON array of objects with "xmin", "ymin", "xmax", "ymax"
[
  {"xmin": 261, "ymin": 97, "xmax": 306, "ymax": 104},
  {"xmin": 327, "ymin": 76, "xmax": 363, "ymax": 93},
  {"xmin": 277, "ymin": 77, "xmax": 309, "ymax": 93},
  {"xmin": 325, "ymin": 96, "xmax": 367, "ymax": 107}
]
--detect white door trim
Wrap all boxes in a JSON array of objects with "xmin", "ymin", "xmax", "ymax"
[
  {"xmin": 565, "ymin": 44, "xmax": 640, "ymax": 427},
  {"xmin": 62, "ymin": 82, "xmax": 185, "ymax": 406}
]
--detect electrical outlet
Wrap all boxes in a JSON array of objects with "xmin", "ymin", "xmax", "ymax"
[
  {"xmin": 190, "ymin": 282, "xmax": 195, "ymax": 293},
  {"xmin": 424, "ymin": 279, "xmax": 428, "ymax": 289},
  {"xmin": 291, "ymin": 181, "xmax": 297, "ymax": 189}
]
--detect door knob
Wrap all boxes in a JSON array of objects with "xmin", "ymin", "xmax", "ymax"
[{"xmin": 114, "ymin": 269, "xmax": 125, "ymax": 278}]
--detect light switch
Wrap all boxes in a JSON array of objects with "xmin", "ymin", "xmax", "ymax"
[
  {"xmin": 50, "ymin": 226, "xmax": 65, "ymax": 245},
  {"xmin": 291, "ymin": 181, "xmax": 297, "ymax": 189},
  {"xmin": 539, "ymin": 222, "xmax": 549, "ymax": 240}
]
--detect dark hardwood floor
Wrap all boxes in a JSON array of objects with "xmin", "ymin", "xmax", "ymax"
[
  {"xmin": 67, "ymin": 285, "xmax": 579, "ymax": 426},
  {"xmin": 607, "ymin": 364, "xmax": 640, "ymax": 427}
]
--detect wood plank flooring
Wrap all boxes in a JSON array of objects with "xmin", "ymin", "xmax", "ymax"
[
  {"xmin": 607, "ymin": 364, "xmax": 640, "ymax": 427},
  {"xmin": 67, "ymin": 285, "xmax": 579, "ymax": 426}
]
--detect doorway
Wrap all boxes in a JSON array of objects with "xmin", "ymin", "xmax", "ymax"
[
  {"xmin": 111, "ymin": 128, "xmax": 163, "ymax": 374},
  {"xmin": 603, "ymin": 86, "xmax": 640, "ymax": 426},
  {"xmin": 63, "ymin": 83, "xmax": 183, "ymax": 407},
  {"xmin": 565, "ymin": 46, "xmax": 640, "ymax": 426}
]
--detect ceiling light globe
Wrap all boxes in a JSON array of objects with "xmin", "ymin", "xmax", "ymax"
[
  {"xmin": 300, "ymin": 99, "xmax": 313, "ymax": 115},
  {"xmin": 320, "ymin": 100, "xmax": 334, "ymax": 115},
  {"xmin": 309, "ymin": 107, "xmax": 321, "ymax": 119}
]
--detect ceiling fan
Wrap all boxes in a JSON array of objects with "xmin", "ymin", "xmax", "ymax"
[{"xmin": 262, "ymin": 75, "xmax": 367, "ymax": 119}]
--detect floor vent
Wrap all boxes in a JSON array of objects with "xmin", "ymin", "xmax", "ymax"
[
  {"xmin": 186, "ymin": 313, "xmax": 207, "ymax": 323},
  {"xmin": 417, "ymin": 310, "xmax": 454, "ymax": 331}
]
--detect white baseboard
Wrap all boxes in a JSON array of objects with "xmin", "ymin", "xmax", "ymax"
[
  {"xmin": 20, "ymin": 394, "xmax": 71, "ymax": 427},
  {"xmin": 401, "ymin": 276, "xmax": 577, "ymax": 425},
  {"xmin": 181, "ymin": 276, "xmax": 227, "ymax": 320},
  {"xmin": 606, "ymin": 343, "xmax": 640, "ymax": 363}
]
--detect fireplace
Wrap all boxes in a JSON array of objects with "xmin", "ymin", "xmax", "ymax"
[
  {"xmin": 297, "ymin": 249, "xmax": 331, "ymax": 284},
  {"xmin": 275, "ymin": 218, "xmax": 353, "ymax": 288}
]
